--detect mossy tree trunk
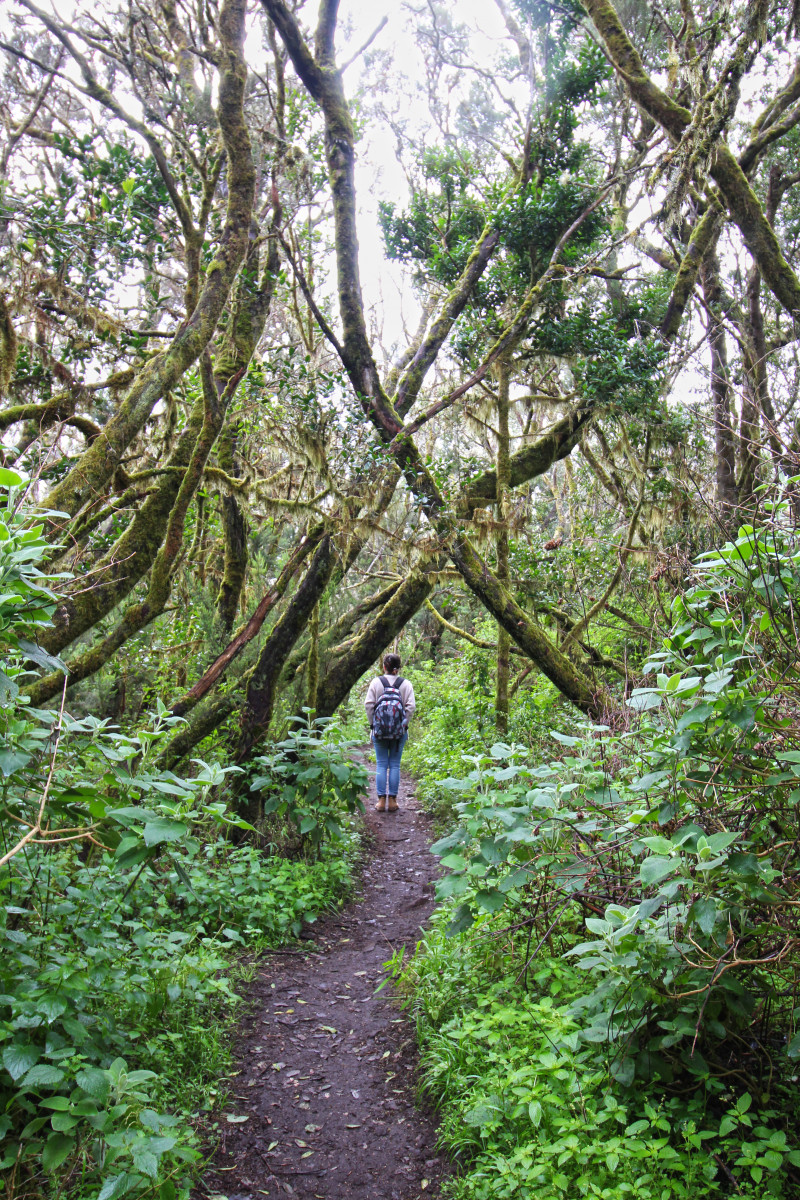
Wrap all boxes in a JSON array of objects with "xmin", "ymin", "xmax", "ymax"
[
  {"xmin": 260, "ymin": 0, "xmax": 610, "ymax": 719},
  {"xmin": 495, "ymin": 356, "xmax": 511, "ymax": 735},
  {"xmin": 700, "ymin": 251, "xmax": 738, "ymax": 514}
]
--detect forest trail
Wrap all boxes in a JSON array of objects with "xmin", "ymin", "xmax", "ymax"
[{"xmin": 196, "ymin": 760, "xmax": 451, "ymax": 1200}]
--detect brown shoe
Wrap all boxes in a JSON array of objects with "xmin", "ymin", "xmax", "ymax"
[
  {"xmin": 387, "ymin": 795, "xmax": 398, "ymax": 813},
  {"xmin": 375, "ymin": 795, "xmax": 386, "ymax": 812}
]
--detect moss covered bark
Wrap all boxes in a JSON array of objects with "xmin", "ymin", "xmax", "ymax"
[
  {"xmin": 236, "ymin": 534, "xmax": 338, "ymax": 758},
  {"xmin": 314, "ymin": 566, "xmax": 435, "ymax": 719}
]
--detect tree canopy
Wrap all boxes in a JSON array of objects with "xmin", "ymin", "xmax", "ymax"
[{"xmin": 1, "ymin": 0, "xmax": 800, "ymax": 755}]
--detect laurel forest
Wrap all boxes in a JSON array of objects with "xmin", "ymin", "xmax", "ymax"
[{"xmin": 2, "ymin": 0, "xmax": 800, "ymax": 1196}]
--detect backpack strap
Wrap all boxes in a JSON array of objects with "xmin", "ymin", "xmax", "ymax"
[{"xmin": 380, "ymin": 674, "xmax": 403, "ymax": 690}]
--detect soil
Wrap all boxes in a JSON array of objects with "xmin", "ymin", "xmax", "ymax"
[{"xmin": 195, "ymin": 757, "xmax": 452, "ymax": 1200}]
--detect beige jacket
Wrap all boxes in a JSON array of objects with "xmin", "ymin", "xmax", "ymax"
[{"xmin": 364, "ymin": 674, "xmax": 416, "ymax": 727}]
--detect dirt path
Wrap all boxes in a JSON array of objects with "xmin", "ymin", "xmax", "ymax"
[{"xmin": 197, "ymin": 758, "xmax": 451, "ymax": 1200}]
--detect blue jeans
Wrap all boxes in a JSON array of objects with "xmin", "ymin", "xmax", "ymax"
[{"xmin": 373, "ymin": 732, "xmax": 407, "ymax": 796}]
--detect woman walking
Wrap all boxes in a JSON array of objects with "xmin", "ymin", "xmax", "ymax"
[{"xmin": 365, "ymin": 653, "xmax": 416, "ymax": 813}]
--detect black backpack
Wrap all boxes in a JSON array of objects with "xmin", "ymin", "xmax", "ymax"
[{"xmin": 372, "ymin": 675, "xmax": 407, "ymax": 744}]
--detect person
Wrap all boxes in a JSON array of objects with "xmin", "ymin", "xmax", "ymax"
[{"xmin": 364, "ymin": 653, "xmax": 416, "ymax": 813}]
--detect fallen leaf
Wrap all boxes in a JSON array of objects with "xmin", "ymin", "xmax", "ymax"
[
  {"xmin": 305, "ymin": 1124, "xmax": 322, "ymax": 1133},
  {"xmin": 351, "ymin": 1089, "xmax": 360, "ymax": 1099},
  {"xmin": 225, "ymin": 1114, "xmax": 249, "ymax": 1123},
  {"xmin": 346, "ymin": 1123, "xmax": 361, "ymax": 1129},
  {"xmin": 421, "ymin": 1180, "xmax": 430, "ymax": 1190},
  {"xmin": 271, "ymin": 1062, "xmax": 286, "ymax": 1071},
  {"xmin": 301, "ymin": 1151, "xmax": 314, "ymax": 1159}
]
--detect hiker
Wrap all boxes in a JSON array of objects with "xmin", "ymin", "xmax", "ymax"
[{"xmin": 365, "ymin": 653, "xmax": 416, "ymax": 813}]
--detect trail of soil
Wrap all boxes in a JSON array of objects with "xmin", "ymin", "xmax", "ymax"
[{"xmin": 196, "ymin": 758, "xmax": 451, "ymax": 1200}]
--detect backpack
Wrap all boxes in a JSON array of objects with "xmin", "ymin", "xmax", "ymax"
[{"xmin": 372, "ymin": 675, "xmax": 407, "ymax": 744}]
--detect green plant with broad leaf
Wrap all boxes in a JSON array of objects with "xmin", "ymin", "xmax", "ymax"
[
  {"xmin": 421, "ymin": 495, "xmax": 800, "ymax": 1193},
  {"xmin": 249, "ymin": 711, "xmax": 367, "ymax": 855},
  {"xmin": 0, "ymin": 478, "xmax": 355, "ymax": 1198}
]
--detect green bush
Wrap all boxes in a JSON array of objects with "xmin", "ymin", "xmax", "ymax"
[
  {"xmin": 0, "ymin": 475, "xmax": 356, "ymax": 1199},
  {"xmin": 403, "ymin": 499, "xmax": 800, "ymax": 1198},
  {"xmin": 397, "ymin": 913, "xmax": 797, "ymax": 1199}
]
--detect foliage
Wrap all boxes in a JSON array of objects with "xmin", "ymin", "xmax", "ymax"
[
  {"xmin": 1, "ymin": 835, "xmax": 352, "ymax": 1199},
  {"xmin": 394, "ymin": 912, "xmax": 799, "ymax": 1199},
  {"xmin": 0, "ymin": 483, "xmax": 355, "ymax": 1199},
  {"xmin": 403, "ymin": 651, "xmax": 573, "ymax": 821},
  {"xmin": 403, "ymin": 498, "xmax": 800, "ymax": 1194},
  {"xmin": 249, "ymin": 714, "xmax": 368, "ymax": 853}
]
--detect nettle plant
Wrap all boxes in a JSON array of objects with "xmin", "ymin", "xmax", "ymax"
[
  {"xmin": 249, "ymin": 713, "xmax": 367, "ymax": 855},
  {"xmin": 0, "ymin": 473, "xmax": 247, "ymax": 1197},
  {"xmin": 432, "ymin": 501, "xmax": 800, "ymax": 1187}
]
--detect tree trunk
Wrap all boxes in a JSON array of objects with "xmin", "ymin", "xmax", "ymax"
[
  {"xmin": 495, "ymin": 357, "xmax": 511, "ymax": 735},
  {"xmin": 700, "ymin": 252, "xmax": 738, "ymax": 513},
  {"xmin": 216, "ymin": 425, "xmax": 249, "ymax": 635},
  {"xmin": 236, "ymin": 533, "xmax": 337, "ymax": 759},
  {"xmin": 306, "ymin": 601, "xmax": 320, "ymax": 712},
  {"xmin": 314, "ymin": 565, "xmax": 435, "ymax": 720}
]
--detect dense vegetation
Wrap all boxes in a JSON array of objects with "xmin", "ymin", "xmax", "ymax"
[
  {"xmin": 399, "ymin": 494, "xmax": 800, "ymax": 1196},
  {"xmin": 3, "ymin": 0, "xmax": 800, "ymax": 1195}
]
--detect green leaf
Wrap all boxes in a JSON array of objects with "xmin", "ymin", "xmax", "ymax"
[
  {"xmin": 0, "ymin": 750, "xmax": 32, "ymax": 777},
  {"xmin": 610, "ymin": 1056, "xmax": 635, "ymax": 1086},
  {"xmin": 446, "ymin": 903, "xmax": 474, "ymax": 935},
  {"xmin": 0, "ymin": 467, "xmax": 25, "ymax": 488},
  {"xmin": 0, "ymin": 671, "xmax": 18, "ymax": 703},
  {"xmin": 688, "ymin": 897, "xmax": 717, "ymax": 935},
  {"xmin": 640, "ymin": 856, "xmax": 676, "ymax": 886},
  {"xmin": 17, "ymin": 639, "xmax": 66, "ymax": 675},
  {"xmin": 132, "ymin": 1146, "xmax": 159, "ymax": 1178},
  {"xmin": 76, "ymin": 1067, "xmax": 110, "ymax": 1103},
  {"xmin": 479, "ymin": 837, "xmax": 504, "ymax": 864},
  {"xmin": 2, "ymin": 1043, "xmax": 39, "ymax": 1081},
  {"xmin": 42, "ymin": 1132, "xmax": 74, "ymax": 1171},
  {"xmin": 676, "ymin": 704, "xmax": 715, "ymax": 730},
  {"xmin": 21, "ymin": 1064, "xmax": 65, "ymax": 1089},
  {"xmin": 435, "ymin": 873, "xmax": 469, "ymax": 899},
  {"xmin": 98, "ymin": 1174, "xmax": 131, "ymax": 1200},
  {"xmin": 630, "ymin": 771, "xmax": 669, "ymax": 793},
  {"xmin": 786, "ymin": 1033, "xmax": 800, "ymax": 1059},
  {"xmin": 640, "ymin": 836, "xmax": 673, "ymax": 854},
  {"xmin": 528, "ymin": 1100, "xmax": 542, "ymax": 1128},
  {"xmin": 475, "ymin": 889, "xmax": 506, "ymax": 914},
  {"xmin": 142, "ymin": 819, "xmax": 188, "ymax": 847},
  {"xmin": 51, "ymin": 1113, "xmax": 79, "ymax": 1133}
]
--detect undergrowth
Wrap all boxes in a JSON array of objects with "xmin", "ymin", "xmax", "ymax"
[
  {"xmin": 394, "ymin": 912, "xmax": 795, "ymax": 1199},
  {"xmin": 0, "ymin": 474, "xmax": 361, "ymax": 1199},
  {"xmin": 2, "ymin": 837, "xmax": 356, "ymax": 1200},
  {"xmin": 400, "ymin": 502, "xmax": 800, "ymax": 1198}
]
